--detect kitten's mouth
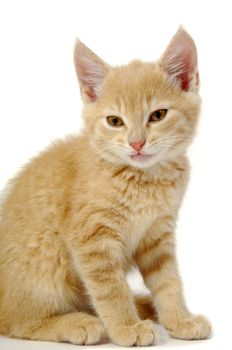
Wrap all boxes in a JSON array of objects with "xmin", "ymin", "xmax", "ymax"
[{"xmin": 130, "ymin": 153, "xmax": 154, "ymax": 161}]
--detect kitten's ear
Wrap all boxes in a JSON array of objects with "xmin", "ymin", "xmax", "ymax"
[
  {"xmin": 159, "ymin": 28, "xmax": 199, "ymax": 91},
  {"xmin": 74, "ymin": 39, "xmax": 111, "ymax": 102}
]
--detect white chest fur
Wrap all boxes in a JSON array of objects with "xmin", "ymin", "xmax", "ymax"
[
  {"xmin": 123, "ymin": 205, "xmax": 157, "ymax": 257},
  {"xmin": 101, "ymin": 160, "xmax": 187, "ymax": 259},
  {"xmin": 110, "ymin": 168, "xmax": 184, "ymax": 258}
]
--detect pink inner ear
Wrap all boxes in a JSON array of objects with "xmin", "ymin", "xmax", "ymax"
[
  {"xmin": 161, "ymin": 29, "xmax": 198, "ymax": 92},
  {"xmin": 180, "ymin": 73, "xmax": 189, "ymax": 91},
  {"xmin": 84, "ymin": 86, "xmax": 97, "ymax": 102},
  {"xmin": 171, "ymin": 46, "xmax": 196, "ymax": 91},
  {"xmin": 77, "ymin": 61, "xmax": 97, "ymax": 102},
  {"xmin": 181, "ymin": 76, "xmax": 189, "ymax": 91},
  {"xmin": 179, "ymin": 55, "xmax": 192, "ymax": 91},
  {"xmin": 74, "ymin": 41, "xmax": 109, "ymax": 103}
]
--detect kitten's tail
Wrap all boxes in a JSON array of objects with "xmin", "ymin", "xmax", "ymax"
[{"xmin": 134, "ymin": 294, "xmax": 158, "ymax": 321}]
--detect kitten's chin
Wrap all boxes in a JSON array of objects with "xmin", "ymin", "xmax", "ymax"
[{"xmin": 127, "ymin": 154, "xmax": 160, "ymax": 169}]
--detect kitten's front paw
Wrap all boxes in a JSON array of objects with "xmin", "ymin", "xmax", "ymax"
[
  {"xmin": 67, "ymin": 317, "xmax": 105, "ymax": 345},
  {"xmin": 167, "ymin": 315, "xmax": 212, "ymax": 340},
  {"xmin": 109, "ymin": 320, "xmax": 159, "ymax": 346}
]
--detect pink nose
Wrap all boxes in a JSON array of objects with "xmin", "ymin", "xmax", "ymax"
[{"xmin": 130, "ymin": 140, "xmax": 146, "ymax": 152}]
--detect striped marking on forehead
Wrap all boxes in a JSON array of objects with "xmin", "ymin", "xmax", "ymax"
[{"xmin": 108, "ymin": 96, "xmax": 156, "ymax": 124}]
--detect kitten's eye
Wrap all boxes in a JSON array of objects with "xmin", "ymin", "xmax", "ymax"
[
  {"xmin": 148, "ymin": 109, "xmax": 168, "ymax": 123},
  {"xmin": 106, "ymin": 116, "xmax": 124, "ymax": 127}
]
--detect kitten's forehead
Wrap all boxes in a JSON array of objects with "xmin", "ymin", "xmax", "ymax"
[{"xmin": 103, "ymin": 60, "xmax": 178, "ymax": 117}]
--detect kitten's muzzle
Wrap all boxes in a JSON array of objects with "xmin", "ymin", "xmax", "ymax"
[{"xmin": 129, "ymin": 140, "xmax": 146, "ymax": 152}]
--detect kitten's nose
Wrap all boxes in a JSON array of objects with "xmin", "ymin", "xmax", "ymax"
[{"xmin": 130, "ymin": 140, "xmax": 146, "ymax": 152}]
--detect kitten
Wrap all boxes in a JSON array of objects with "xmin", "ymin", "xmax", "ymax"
[{"xmin": 0, "ymin": 28, "xmax": 211, "ymax": 346}]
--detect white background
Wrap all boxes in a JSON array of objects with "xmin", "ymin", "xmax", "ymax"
[{"xmin": 0, "ymin": 0, "xmax": 231, "ymax": 349}]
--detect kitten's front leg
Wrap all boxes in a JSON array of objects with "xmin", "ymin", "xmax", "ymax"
[
  {"xmin": 71, "ymin": 224, "xmax": 158, "ymax": 346},
  {"xmin": 135, "ymin": 216, "xmax": 211, "ymax": 340}
]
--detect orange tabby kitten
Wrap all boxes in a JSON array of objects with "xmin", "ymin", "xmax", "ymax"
[{"xmin": 0, "ymin": 28, "xmax": 211, "ymax": 346}]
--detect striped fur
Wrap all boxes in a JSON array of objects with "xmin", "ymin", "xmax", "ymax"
[{"xmin": 0, "ymin": 28, "xmax": 211, "ymax": 346}]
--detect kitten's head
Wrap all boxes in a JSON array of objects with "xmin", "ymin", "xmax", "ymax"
[{"xmin": 74, "ymin": 28, "xmax": 200, "ymax": 169}]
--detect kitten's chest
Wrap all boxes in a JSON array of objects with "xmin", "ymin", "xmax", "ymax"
[
  {"xmin": 111, "ymin": 173, "xmax": 178, "ymax": 256},
  {"xmin": 123, "ymin": 203, "xmax": 155, "ymax": 256}
]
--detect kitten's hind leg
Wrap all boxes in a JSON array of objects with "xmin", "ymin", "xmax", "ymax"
[{"xmin": 12, "ymin": 312, "xmax": 106, "ymax": 345}]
